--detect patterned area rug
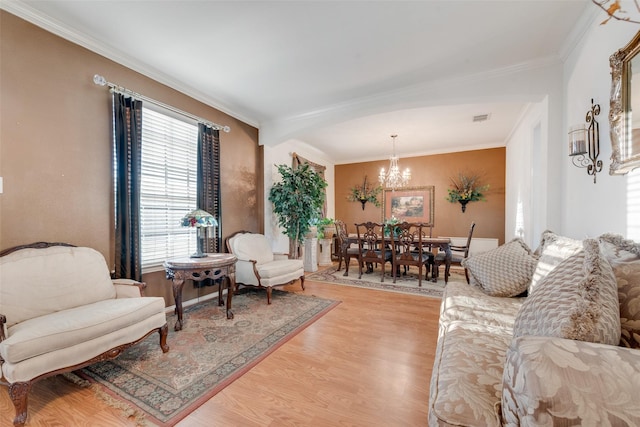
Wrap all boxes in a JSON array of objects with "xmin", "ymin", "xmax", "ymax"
[
  {"xmin": 77, "ymin": 289, "xmax": 339, "ymax": 426},
  {"xmin": 307, "ymin": 264, "xmax": 467, "ymax": 299}
]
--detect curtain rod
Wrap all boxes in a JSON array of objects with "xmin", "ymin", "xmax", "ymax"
[{"xmin": 93, "ymin": 74, "xmax": 230, "ymax": 133}]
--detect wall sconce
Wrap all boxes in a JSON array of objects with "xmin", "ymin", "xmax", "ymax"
[{"xmin": 568, "ymin": 98, "xmax": 602, "ymax": 183}]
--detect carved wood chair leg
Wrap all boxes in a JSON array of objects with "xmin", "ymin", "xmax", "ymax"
[
  {"xmin": 266, "ymin": 287, "xmax": 273, "ymax": 304},
  {"xmin": 9, "ymin": 381, "xmax": 31, "ymax": 427},
  {"xmin": 343, "ymin": 257, "xmax": 350, "ymax": 276},
  {"xmin": 300, "ymin": 275, "xmax": 305, "ymax": 290},
  {"xmin": 158, "ymin": 323, "xmax": 170, "ymax": 353}
]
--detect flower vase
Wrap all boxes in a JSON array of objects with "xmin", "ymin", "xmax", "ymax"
[{"xmin": 459, "ymin": 199, "xmax": 469, "ymax": 213}]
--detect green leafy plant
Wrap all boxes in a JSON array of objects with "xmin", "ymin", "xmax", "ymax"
[
  {"xmin": 383, "ymin": 216, "xmax": 401, "ymax": 237},
  {"xmin": 268, "ymin": 163, "xmax": 327, "ymax": 258},
  {"xmin": 348, "ymin": 176, "xmax": 382, "ymax": 210},
  {"xmin": 316, "ymin": 217, "xmax": 335, "ymax": 239}
]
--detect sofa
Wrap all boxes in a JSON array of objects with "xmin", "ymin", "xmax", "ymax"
[
  {"xmin": 0, "ymin": 242, "xmax": 170, "ymax": 426},
  {"xmin": 428, "ymin": 231, "xmax": 640, "ymax": 426}
]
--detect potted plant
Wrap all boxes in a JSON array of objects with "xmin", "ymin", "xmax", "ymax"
[
  {"xmin": 316, "ymin": 217, "xmax": 335, "ymax": 240},
  {"xmin": 269, "ymin": 163, "xmax": 327, "ymax": 258},
  {"xmin": 446, "ymin": 171, "xmax": 489, "ymax": 212}
]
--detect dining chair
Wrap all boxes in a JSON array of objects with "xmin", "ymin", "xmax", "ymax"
[
  {"xmin": 334, "ymin": 219, "xmax": 361, "ymax": 276},
  {"xmin": 434, "ymin": 222, "xmax": 476, "ymax": 284},
  {"xmin": 355, "ymin": 221, "xmax": 392, "ymax": 282},
  {"xmin": 390, "ymin": 222, "xmax": 434, "ymax": 287}
]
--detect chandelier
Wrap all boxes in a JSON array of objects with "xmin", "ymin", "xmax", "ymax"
[{"xmin": 378, "ymin": 134, "xmax": 411, "ymax": 190}]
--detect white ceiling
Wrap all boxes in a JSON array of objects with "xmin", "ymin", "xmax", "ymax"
[{"xmin": 4, "ymin": 0, "xmax": 597, "ymax": 163}]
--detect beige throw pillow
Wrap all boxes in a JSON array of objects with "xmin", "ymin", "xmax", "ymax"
[
  {"xmin": 461, "ymin": 238, "xmax": 538, "ymax": 297},
  {"xmin": 513, "ymin": 239, "xmax": 621, "ymax": 346},
  {"xmin": 529, "ymin": 230, "xmax": 583, "ymax": 293},
  {"xmin": 599, "ymin": 233, "xmax": 640, "ymax": 348}
]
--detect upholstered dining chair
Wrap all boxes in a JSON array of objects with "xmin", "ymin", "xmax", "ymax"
[
  {"xmin": 355, "ymin": 221, "xmax": 393, "ymax": 282},
  {"xmin": 334, "ymin": 219, "xmax": 360, "ymax": 276},
  {"xmin": 390, "ymin": 222, "xmax": 434, "ymax": 287},
  {"xmin": 434, "ymin": 222, "xmax": 475, "ymax": 284},
  {"xmin": 226, "ymin": 231, "xmax": 305, "ymax": 304}
]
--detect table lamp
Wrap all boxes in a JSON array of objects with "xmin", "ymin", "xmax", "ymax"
[{"xmin": 180, "ymin": 208, "xmax": 218, "ymax": 258}]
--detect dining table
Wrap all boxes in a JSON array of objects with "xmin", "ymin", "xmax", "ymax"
[{"xmin": 346, "ymin": 233, "xmax": 452, "ymax": 283}]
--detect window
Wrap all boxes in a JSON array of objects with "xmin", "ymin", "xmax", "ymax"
[{"xmin": 139, "ymin": 107, "xmax": 198, "ymax": 269}]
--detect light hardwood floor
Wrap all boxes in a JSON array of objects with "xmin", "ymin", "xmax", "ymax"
[{"xmin": 0, "ymin": 273, "xmax": 442, "ymax": 427}]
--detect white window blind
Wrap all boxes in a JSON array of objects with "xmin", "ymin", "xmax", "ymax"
[{"xmin": 140, "ymin": 107, "xmax": 198, "ymax": 269}]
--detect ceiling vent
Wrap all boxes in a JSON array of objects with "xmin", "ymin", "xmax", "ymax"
[{"xmin": 473, "ymin": 114, "xmax": 490, "ymax": 123}]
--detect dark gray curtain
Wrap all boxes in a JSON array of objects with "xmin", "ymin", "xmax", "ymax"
[
  {"xmin": 114, "ymin": 93, "xmax": 143, "ymax": 281},
  {"xmin": 197, "ymin": 124, "xmax": 221, "ymax": 253}
]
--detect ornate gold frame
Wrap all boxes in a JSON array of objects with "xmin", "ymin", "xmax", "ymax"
[
  {"xmin": 381, "ymin": 186, "xmax": 435, "ymax": 225},
  {"xmin": 609, "ymin": 31, "xmax": 640, "ymax": 175}
]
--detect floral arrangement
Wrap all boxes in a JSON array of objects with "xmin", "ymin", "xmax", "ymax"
[
  {"xmin": 348, "ymin": 176, "xmax": 382, "ymax": 209},
  {"xmin": 446, "ymin": 172, "xmax": 489, "ymax": 203},
  {"xmin": 383, "ymin": 216, "xmax": 401, "ymax": 236}
]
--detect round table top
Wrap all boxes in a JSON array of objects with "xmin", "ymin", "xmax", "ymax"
[{"xmin": 163, "ymin": 253, "xmax": 237, "ymax": 269}]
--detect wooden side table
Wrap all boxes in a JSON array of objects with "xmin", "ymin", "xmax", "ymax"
[{"xmin": 163, "ymin": 253, "xmax": 237, "ymax": 331}]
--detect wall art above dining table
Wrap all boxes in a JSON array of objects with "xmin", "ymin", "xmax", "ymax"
[{"xmin": 382, "ymin": 185, "xmax": 434, "ymax": 225}]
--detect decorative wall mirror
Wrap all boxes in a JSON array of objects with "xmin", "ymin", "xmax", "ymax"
[{"xmin": 609, "ymin": 31, "xmax": 640, "ymax": 175}]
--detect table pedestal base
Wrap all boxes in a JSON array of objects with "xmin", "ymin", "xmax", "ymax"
[{"xmin": 164, "ymin": 254, "xmax": 237, "ymax": 331}]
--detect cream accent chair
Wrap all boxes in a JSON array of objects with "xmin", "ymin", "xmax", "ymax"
[
  {"xmin": 0, "ymin": 242, "xmax": 169, "ymax": 426},
  {"xmin": 226, "ymin": 231, "xmax": 305, "ymax": 304}
]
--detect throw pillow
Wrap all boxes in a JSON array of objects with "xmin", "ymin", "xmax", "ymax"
[
  {"xmin": 513, "ymin": 239, "xmax": 621, "ymax": 346},
  {"xmin": 529, "ymin": 230, "xmax": 583, "ymax": 293},
  {"xmin": 598, "ymin": 233, "xmax": 640, "ymax": 348},
  {"xmin": 461, "ymin": 238, "xmax": 538, "ymax": 297}
]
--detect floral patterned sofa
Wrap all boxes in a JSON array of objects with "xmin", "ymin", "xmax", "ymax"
[{"xmin": 428, "ymin": 231, "xmax": 640, "ymax": 426}]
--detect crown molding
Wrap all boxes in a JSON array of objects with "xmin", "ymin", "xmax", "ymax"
[
  {"xmin": 1, "ymin": 0, "xmax": 260, "ymax": 128},
  {"xmin": 558, "ymin": 3, "xmax": 600, "ymax": 61},
  {"xmin": 333, "ymin": 142, "xmax": 506, "ymax": 165},
  {"xmin": 274, "ymin": 56, "xmax": 561, "ymax": 130}
]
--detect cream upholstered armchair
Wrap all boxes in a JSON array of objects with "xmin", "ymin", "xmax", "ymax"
[{"xmin": 226, "ymin": 231, "xmax": 305, "ymax": 304}]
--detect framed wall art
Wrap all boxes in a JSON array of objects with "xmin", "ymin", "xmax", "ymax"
[{"xmin": 382, "ymin": 186, "xmax": 434, "ymax": 225}]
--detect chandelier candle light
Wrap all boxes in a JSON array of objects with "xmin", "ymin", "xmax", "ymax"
[
  {"xmin": 379, "ymin": 134, "xmax": 411, "ymax": 190},
  {"xmin": 180, "ymin": 209, "xmax": 218, "ymax": 258}
]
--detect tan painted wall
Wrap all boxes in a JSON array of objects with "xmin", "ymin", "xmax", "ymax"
[
  {"xmin": 335, "ymin": 148, "xmax": 506, "ymax": 244},
  {"xmin": 0, "ymin": 11, "xmax": 262, "ymax": 304}
]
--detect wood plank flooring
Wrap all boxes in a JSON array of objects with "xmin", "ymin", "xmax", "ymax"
[{"xmin": 0, "ymin": 272, "xmax": 442, "ymax": 427}]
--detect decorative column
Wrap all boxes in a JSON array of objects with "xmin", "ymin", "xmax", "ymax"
[
  {"xmin": 303, "ymin": 237, "xmax": 318, "ymax": 272},
  {"xmin": 318, "ymin": 239, "xmax": 333, "ymax": 266}
]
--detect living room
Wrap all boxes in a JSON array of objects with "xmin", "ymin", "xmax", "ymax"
[{"xmin": 2, "ymin": 1, "xmax": 640, "ymax": 425}]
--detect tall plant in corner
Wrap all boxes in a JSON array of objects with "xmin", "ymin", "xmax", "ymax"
[{"xmin": 269, "ymin": 163, "xmax": 328, "ymax": 259}]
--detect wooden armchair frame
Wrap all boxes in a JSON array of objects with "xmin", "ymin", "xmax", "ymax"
[
  {"xmin": 0, "ymin": 242, "xmax": 169, "ymax": 427},
  {"xmin": 225, "ymin": 231, "xmax": 305, "ymax": 304}
]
